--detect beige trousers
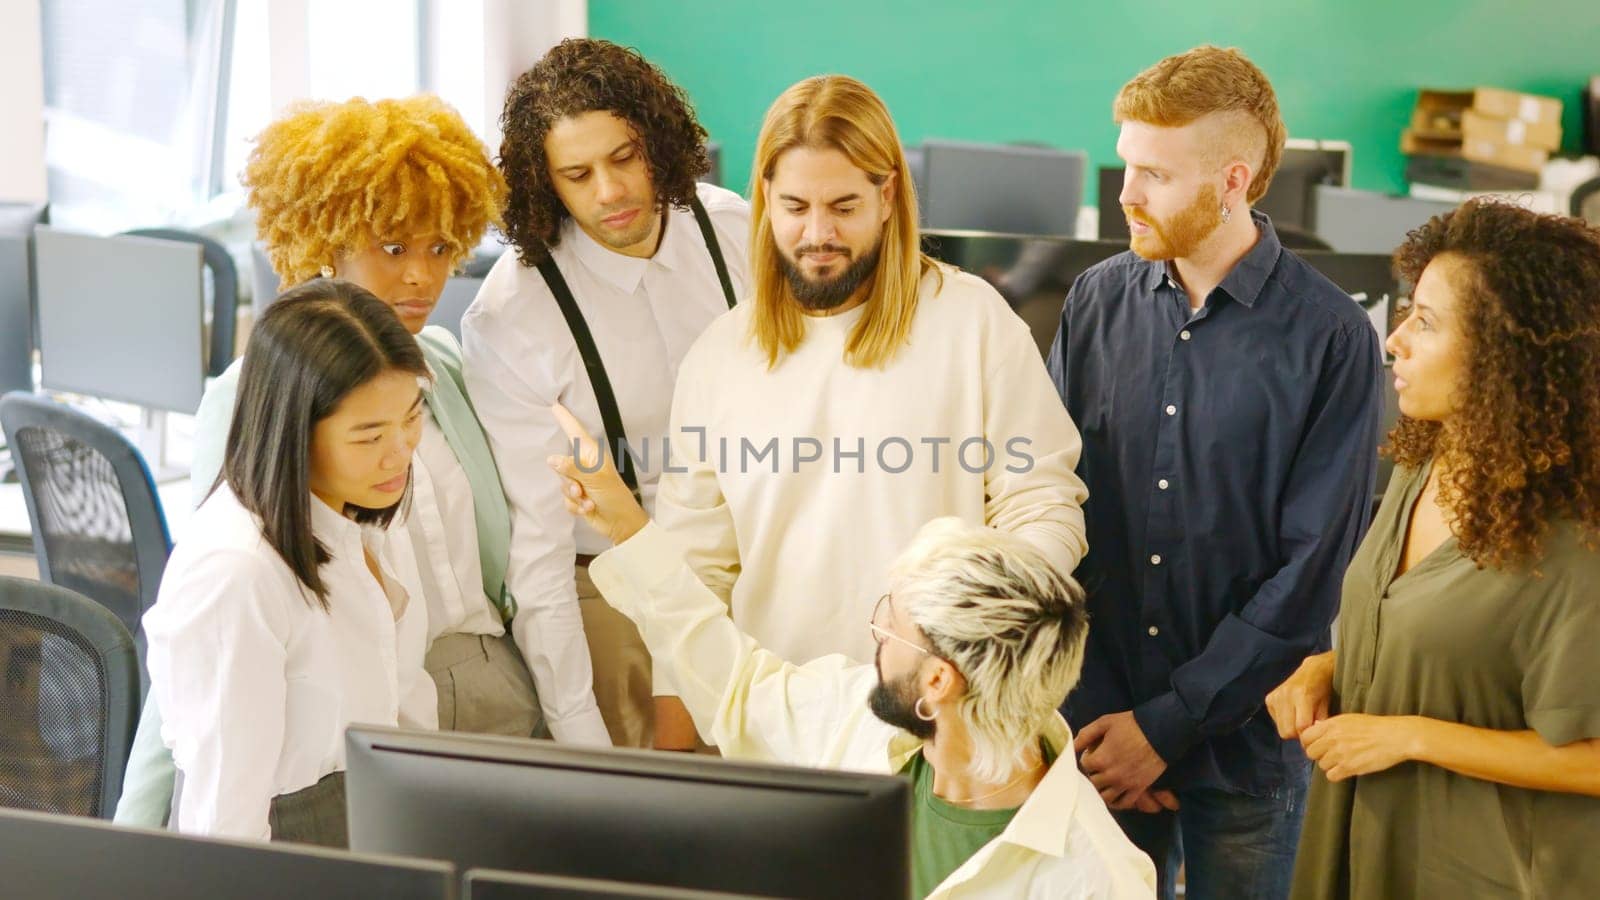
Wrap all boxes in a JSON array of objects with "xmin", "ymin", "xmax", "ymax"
[
  {"xmin": 575, "ymin": 563, "xmax": 654, "ymax": 748},
  {"xmin": 424, "ymin": 630, "xmax": 545, "ymax": 738}
]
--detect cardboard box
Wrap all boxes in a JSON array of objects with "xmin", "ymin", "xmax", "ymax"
[
  {"xmin": 1410, "ymin": 88, "xmax": 1564, "ymax": 139},
  {"xmin": 1461, "ymin": 108, "xmax": 1562, "ymax": 151},
  {"xmin": 1460, "ymin": 135, "xmax": 1547, "ymax": 174}
]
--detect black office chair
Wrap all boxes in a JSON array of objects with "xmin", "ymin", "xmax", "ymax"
[
  {"xmin": 0, "ymin": 392, "xmax": 172, "ymax": 691},
  {"xmin": 121, "ymin": 228, "xmax": 239, "ymax": 378},
  {"xmin": 0, "ymin": 576, "xmax": 139, "ymax": 818},
  {"xmin": 1571, "ymin": 176, "xmax": 1600, "ymax": 226}
]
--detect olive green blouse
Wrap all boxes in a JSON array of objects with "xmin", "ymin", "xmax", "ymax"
[{"xmin": 1292, "ymin": 463, "xmax": 1600, "ymax": 899}]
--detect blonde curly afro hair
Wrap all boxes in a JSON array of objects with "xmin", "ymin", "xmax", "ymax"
[{"xmin": 243, "ymin": 94, "xmax": 506, "ymax": 289}]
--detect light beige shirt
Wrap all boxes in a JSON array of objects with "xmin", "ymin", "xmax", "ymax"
[
  {"xmin": 656, "ymin": 267, "xmax": 1089, "ymax": 667},
  {"xmin": 144, "ymin": 487, "xmax": 436, "ymax": 841},
  {"xmin": 590, "ymin": 522, "xmax": 1155, "ymax": 898}
]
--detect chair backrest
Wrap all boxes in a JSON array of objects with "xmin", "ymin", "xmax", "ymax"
[
  {"xmin": 121, "ymin": 228, "xmax": 239, "ymax": 378},
  {"xmin": 0, "ymin": 392, "xmax": 172, "ymax": 666},
  {"xmin": 0, "ymin": 576, "xmax": 139, "ymax": 819}
]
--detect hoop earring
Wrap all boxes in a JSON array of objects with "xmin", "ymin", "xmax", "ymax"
[
  {"xmin": 1220, "ymin": 204, "xmax": 1232, "ymax": 225},
  {"xmin": 320, "ymin": 265, "xmax": 335, "ymax": 279},
  {"xmin": 914, "ymin": 697, "xmax": 937, "ymax": 721}
]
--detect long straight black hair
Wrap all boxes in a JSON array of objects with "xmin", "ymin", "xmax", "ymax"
[{"xmin": 220, "ymin": 279, "xmax": 429, "ymax": 609}]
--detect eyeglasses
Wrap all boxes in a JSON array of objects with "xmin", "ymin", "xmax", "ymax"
[{"xmin": 869, "ymin": 593, "xmax": 932, "ymax": 656}]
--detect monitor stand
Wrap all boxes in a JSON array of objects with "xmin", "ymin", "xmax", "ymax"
[{"xmin": 131, "ymin": 409, "xmax": 187, "ymax": 483}]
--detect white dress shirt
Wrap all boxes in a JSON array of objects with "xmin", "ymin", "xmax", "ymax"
[
  {"xmin": 403, "ymin": 408, "xmax": 504, "ymax": 643},
  {"xmin": 589, "ymin": 523, "xmax": 1157, "ymax": 899},
  {"xmin": 143, "ymin": 486, "xmax": 436, "ymax": 842},
  {"xmin": 461, "ymin": 183, "xmax": 750, "ymax": 737}
]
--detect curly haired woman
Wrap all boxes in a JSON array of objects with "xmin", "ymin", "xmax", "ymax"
[
  {"xmin": 1267, "ymin": 200, "xmax": 1600, "ymax": 898},
  {"xmin": 115, "ymin": 95, "xmax": 610, "ymax": 838}
]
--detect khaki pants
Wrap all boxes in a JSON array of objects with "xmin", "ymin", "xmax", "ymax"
[
  {"xmin": 268, "ymin": 771, "xmax": 347, "ymax": 848},
  {"xmin": 425, "ymin": 630, "xmax": 545, "ymax": 738},
  {"xmin": 575, "ymin": 563, "xmax": 654, "ymax": 748}
]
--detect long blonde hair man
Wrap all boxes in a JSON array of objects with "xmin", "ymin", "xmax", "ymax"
[{"xmin": 747, "ymin": 75, "xmax": 940, "ymax": 369}]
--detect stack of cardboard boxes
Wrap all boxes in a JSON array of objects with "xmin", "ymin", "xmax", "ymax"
[{"xmin": 1402, "ymin": 87, "xmax": 1563, "ymax": 191}]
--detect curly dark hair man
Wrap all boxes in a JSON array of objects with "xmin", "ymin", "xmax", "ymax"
[
  {"xmin": 1387, "ymin": 198, "xmax": 1600, "ymax": 569},
  {"xmin": 462, "ymin": 37, "xmax": 751, "ymax": 755},
  {"xmin": 498, "ymin": 37, "xmax": 711, "ymax": 265}
]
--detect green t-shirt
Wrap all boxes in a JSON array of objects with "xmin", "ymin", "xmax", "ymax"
[{"xmin": 905, "ymin": 742, "xmax": 1055, "ymax": 899}]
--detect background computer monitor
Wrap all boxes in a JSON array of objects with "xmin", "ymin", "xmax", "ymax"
[
  {"xmin": 346, "ymin": 726, "xmax": 912, "ymax": 900},
  {"xmin": 1309, "ymin": 186, "xmax": 1453, "ymax": 254},
  {"xmin": 33, "ymin": 228, "xmax": 205, "ymax": 413},
  {"xmin": 922, "ymin": 231, "xmax": 1127, "ymax": 356},
  {"xmin": 1096, "ymin": 166, "xmax": 1128, "ymax": 240},
  {"xmin": 705, "ymin": 141, "xmax": 723, "ymax": 188},
  {"xmin": 0, "ymin": 806, "xmax": 453, "ymax": 900},
  {"xmin": 0, "ymin": 203, "xmax": 46, "ymax": 396},
  {"xmin": 919, "ymin": 139, "xmax": 1086, "ymax": 236},
  {"xmin": 1255, "ymin": 139, "xmax": 1351, "ymax": 234},
  {"xmin": 464, "ymin": 868, "xmax": 768, "ymax": 900}
]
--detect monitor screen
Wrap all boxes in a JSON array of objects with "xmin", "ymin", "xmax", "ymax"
[
  {"xmin": 0, "ymin": 806, "xmax": 452, "ymax": 900},
  {"xmin": 919, "ymin": 139, "xmax": 1085, "ymax": 236},
  {"xmin": 0, "ymin": 236, "xmax": 31, "ymax": 395},
  {"xmin": 1256, "ymin": 140, "xmax": 1351, "ymax": 234},
  {"xmin": 33, "ymin": 228, "xmax": 205, "ymax": 413},
  {"xmin": 922, "ymin": 231, "xmax": 1128, "ymax": 357},
  {"xmin": 346, "ymin": 726, "xmax": 912, "ymax": 900}
]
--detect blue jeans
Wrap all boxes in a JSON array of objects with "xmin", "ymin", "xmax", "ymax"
[{"xmin": 1112, "ymin": 762, "xmax": 1310, "ymax": 900}]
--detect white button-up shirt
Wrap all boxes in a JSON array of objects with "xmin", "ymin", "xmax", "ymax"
[
  {"xmin": 144, "ymin": 486, "xmax": 436, "ymax": 841},
  {"xmin": 589, "ymin": 523, "xmax": 1157, "ymax": 899},
  {"xmin": 461, "ymin": 183, "xmax": 750, "ymax": 741},
  {"xmin": 403, "ymin": 408, "xmax": 504, "ymax": 642}
]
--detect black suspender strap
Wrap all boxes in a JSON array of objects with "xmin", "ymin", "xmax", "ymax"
[
  {"xmin": 535, "ymin": 196, "xmax": 737, "ymax": 499},
  {"xmin": 689, "ymin": 195, "xmax": 738, "ymax": 309},
  {"xmin": 536, "ymin": 254, "xmax": 642, "ymax": 499}
]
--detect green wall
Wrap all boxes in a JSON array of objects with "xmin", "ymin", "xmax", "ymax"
[{"xmin": 590, "ymin": 0, "xmax": 1599, "ymax": 203}]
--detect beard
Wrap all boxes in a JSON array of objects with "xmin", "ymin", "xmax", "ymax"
[
  {"xmin": 868, "ymin": 647, "xmax": 937, "ymax": 740},
  {"xmin": 778, "ymin": 238, "xmax": 883, "ymax": 311},
  {"xmin": 1126, "ymin": 182, "xmax": 1223, "ymax": 261}
]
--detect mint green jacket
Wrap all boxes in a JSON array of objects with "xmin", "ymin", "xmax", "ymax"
[{"xmin": 114, "ymin": 326, "xmax": 515, "ymax": 826}]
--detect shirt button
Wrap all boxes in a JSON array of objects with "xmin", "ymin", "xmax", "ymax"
[
  {"xmin": 1158, "ymin": 478, "xmax": 1170, "ymax": 490},
  {"xmin": 1148, "ymin": 626, "xmax": 1160, "ymax": 637},
  {"xmin": 1179, "ymin": 330, "xmax": 1192, "ymax": 341},
  {"xmin": 1165, "ymin": 405, "xmax": 1177, "ymax": 416},
  {"xmin": 1150, "ymin": 554, "xmax": 1162, "ymax": 565}
]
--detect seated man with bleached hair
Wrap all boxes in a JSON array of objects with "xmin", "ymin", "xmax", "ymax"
[{"xmin": 546, "ymin": 405, "xmax": 1155, "ymax": 900}]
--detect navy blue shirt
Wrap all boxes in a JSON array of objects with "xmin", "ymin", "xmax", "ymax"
[{"xmin": 1047, "ymin": 212, "xmax": 1382, "ymax": 794}]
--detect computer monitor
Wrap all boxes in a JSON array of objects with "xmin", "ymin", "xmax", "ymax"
[
  {"xmin": 464, "ymin": 868, "xmax": 767, "ymax": 899},
  {"xmin": 1310, "ymin": 186, "xmax": 1454, "ymax": 254},
  {"xmin": 1096, "ymin": 166, "xmax": 1128, "ymax": 240},
  {"xmin": 346, "ymin": 726, "xmax": 912, "ymax": 900},
  {"xmin": 919, "ymin": 139, "xmax": 1086, "ymax": 236},
  {"xmin": 33, "ymin": 227, "xmax": 205, "ymax": 413},
  {"xmin": 1256, "ymin": 139, "xmax": 1351, "ymax": 234},
  {"xmin": 428, "ymin": 275, "xmax": 483, "ymax": 342},
  {"xmin": 0, "ymin": 203, "xmax": 46, "ymax": 396},
  {"xmin": 705, "ymin": 141, "xmax": 723, "ymax": 188},
  {"xmin": 921, "ymin": 231, "xmax": 1127, "ymax": 357},
  {"xmin": 0, "ymin": 806, "xmax": 454, "ymax": 900}
]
